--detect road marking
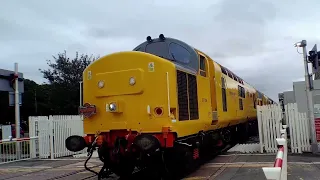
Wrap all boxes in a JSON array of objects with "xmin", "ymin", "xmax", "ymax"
[
  {"xmin": 205, "ymin": 161, "xmax": 320, "ymax": 165},
  {"xmin": 183, "ymin": 176, "xmax": 209, "ymax": 180},
  {"xmin": 1, "ymin": 166, "xmax": 51, "ymax": 169},
  {"xmin": 203, "ymin": 164, "xmax": 273, "ymax": 168},
  {"xmin": 208, "ymin": 165, "xmax": 228, "ymax": 180},
  {"xmin": 219, "ymin": 153, "xmax": 276, "ymax": 156}
]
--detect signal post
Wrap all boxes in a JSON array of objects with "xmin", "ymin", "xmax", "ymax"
[
  {"xmin": 295, "ymin": 40, "xmax": 319, "ymax": 154},
  {"xmin": 0, "ymin": 63, "xmax": 24, "ymax": 156}
]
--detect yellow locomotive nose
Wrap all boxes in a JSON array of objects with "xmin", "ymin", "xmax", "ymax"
[{"xmin": 81, "ymin": 51, "xmax": 177, "ymax": 133}]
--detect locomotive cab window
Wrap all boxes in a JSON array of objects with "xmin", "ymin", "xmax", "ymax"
[{"xmin": 199, "ymin": 54, "xmax": 207, "ymax": 77}]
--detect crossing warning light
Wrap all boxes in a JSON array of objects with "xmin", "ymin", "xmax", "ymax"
[
  {"xmin": 308, "ymin": 44, "xmax": 320, "ymax": 73},
  {"xmin": 9, "ymin": 73, "xmax": 18, "ymax": 89}
]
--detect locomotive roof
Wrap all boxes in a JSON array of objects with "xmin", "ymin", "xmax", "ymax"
[
  {"xmin": 133, "ymin": 35, "xmax": 199, "ymax": 72},
  {"xmin": 133, "ymin": 35, "xmax": 275, "ymax": 103}
]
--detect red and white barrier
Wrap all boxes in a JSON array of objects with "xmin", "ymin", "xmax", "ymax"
[
  {"xmin": 0, "ymin": 137, "xmax": 37, "ymax": 143},
  {"xmin": 274, "ymin": 146, "xmax": 284, "ymax": 168},
  {"xmin": 262, "ymin": 125, "xmax": 287, "ymax": 180}
]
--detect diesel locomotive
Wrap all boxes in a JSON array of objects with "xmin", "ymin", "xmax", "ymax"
[{"xmin": 65, "ymin": 34, "xmax": 275, "ymax": 179}]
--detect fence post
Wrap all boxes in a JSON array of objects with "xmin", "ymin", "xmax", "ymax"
[
  {"xmin": 28, "ymin": 117, "xmax": 37, "ymax": 158},
  {"xmin": 258, "ymin": 106, "xmax": 264, "ymax": 153},
  {"xmin": 49, "ymin": 116, "xmax": 54, "ymax": 160}
]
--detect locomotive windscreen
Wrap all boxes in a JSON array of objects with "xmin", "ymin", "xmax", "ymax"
[{"xmin": 144, "ymin": 41, "xmax": 170, "ymax": 59}]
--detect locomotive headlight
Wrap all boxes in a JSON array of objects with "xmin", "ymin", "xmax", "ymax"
[
  {"xmin": 109, "ymin": 103, "xmax": 117, "ymax": 111},
  {"xmin": 129, "ymin": 77, "xmax": 136, "ymax": 86},
  {"xmin": 98, "ymin": 80, "xmax": 105, "ymax": 88}
]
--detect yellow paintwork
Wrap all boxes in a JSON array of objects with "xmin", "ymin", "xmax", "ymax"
[{"xmin": 82, "ymin": 49, "xmax": 273, "ymax": 138}]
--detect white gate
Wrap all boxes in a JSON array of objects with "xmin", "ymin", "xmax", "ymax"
[
  {"xmin": 258, "ymin": 103, "xmax": 311, "ymax": 154},
  {"xmin": 28, "ymin": 115, "xmax": 87, "ymax": 159},
  {"xmin": 257, "ymin": 104, "xmax": 283, "ymax": 153},
  {"xmin": 285, "ymin": 103, "xmax": 311, "ymax": 153}
]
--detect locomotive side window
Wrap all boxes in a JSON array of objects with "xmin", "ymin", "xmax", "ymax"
[
  {"xmin": 253, "ymin": 94, "xmax": 256, "ymax": 109},
  {"xmin": 199, "ymin": 55, "xmax": 206, "ymax": 77},
  {"xmin": 232, "ymin": 73, "xmax": 237, "ymax": 81},
  {"xmin": 239, "ymin": 99, "xmax": 243, "ymax": 110},
  {"xmin": 238, "ymin": 85, "xmax": 245, "ymax": 110},
  {"xmin": 169, "ymin": 43, "xmax": 191, "ymax": 64},
  {"xmin": 221, "ymin": 67, "xmax": 227, "ymax": 75},
  {"xmin": 238, "ymin": 85, "xmax": 245, "ymax": 98},
  {"xmin": 221, "ymin": 77, "xmax": 227, "ymax": 112}
]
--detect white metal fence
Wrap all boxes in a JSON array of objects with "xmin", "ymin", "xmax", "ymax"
[
  {"xmin": 258, "ymin": 103, "xmax": 311, "ymax": 154},
  {"xmin": 0, "ymin": 137, "xmax": 38, "ymax": 164},
  {"xmin": 29, "ymin": 115, "xmax": 87, "ymax": 159}
]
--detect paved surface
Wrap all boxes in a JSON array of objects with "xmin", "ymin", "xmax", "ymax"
[
  {"xmin": 0, "ymin": 158, "xmax": 104, "ymax": 180},
  {"xmin": 0, "ymin": 154, "xmax": 320, "ymax": 180},
  {"xmin": 184, "ymin": 153, "xmax": 320, "ymax": 180}
]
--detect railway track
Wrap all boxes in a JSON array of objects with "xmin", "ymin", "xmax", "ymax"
[
  {"xmin": 0, "ymin": 139, "xmax": 246, "ymax": 180},
  {"xmin": 81, "ymin": 143, "xmax": 236, "ymax": 180}
]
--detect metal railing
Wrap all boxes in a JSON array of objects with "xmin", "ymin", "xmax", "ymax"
[
  {"xmin": 262, "ymin": 125, "xmax": 288, "ymax": 180},
  {"xmin": 0, "ymin": 136, "xmax": 38, "ymax": 164}
]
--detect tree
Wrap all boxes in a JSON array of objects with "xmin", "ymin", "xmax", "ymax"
[{"xmin": 39, "ymin": 51, "xmax": 99, "ymax": 114}]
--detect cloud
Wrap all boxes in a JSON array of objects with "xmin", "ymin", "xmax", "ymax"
[{"xmin": 0, "ymin": 0, "xmax": 319, "ymax": 101}]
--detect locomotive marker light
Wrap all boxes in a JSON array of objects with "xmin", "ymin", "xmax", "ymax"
[
  {"xmin": 294, "ymin": 40, "xmax": 318, "ymax": 153},
  {"xmin": 129, "ymin": 77, "xmax": 136, "ymax": 86},
  {"xmin": 98, "ymin": 80, "xmax": 105, "ymax": 88},
  {"xmin": 109, "ymin": 103, "xmax": 117, "ymax": 112}
]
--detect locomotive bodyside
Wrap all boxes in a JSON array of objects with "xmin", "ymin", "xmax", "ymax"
[{"xmin": 66, "ymin": 35, "xmax": 274, "ymax": 179}]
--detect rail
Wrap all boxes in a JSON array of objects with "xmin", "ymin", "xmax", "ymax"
[
  {"xmin": 262, "ymin": 125, "xmax": 288, "ymax": 180},
  {"xmin": 0, "ymin": 136, "xmax": 38, "ymax": 164}
]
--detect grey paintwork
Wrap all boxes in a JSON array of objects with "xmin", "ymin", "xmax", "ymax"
[
  {"xmin": 278, "ymin": 80, "xmax": 320, "ymax": 114},
  {"xmin": 133, "ymin": 35, "xmax": 277, "ymax": 103},
  {"xmin": 133, "ymin": 35, "xmax": 199, "ymax": 72},
  {"xmin": 0, "ymin": 68, "xmax": 24, "ymax": 93},
  {"xmin": 283, "ymin": 91, "xmax": 296, "ymax": 105}
]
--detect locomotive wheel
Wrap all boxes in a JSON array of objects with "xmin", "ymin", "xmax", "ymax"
[
  {"xmin": 179, "ymin": 146, "xmax": 196, "ymax": 174},
  {"xmin": 238, "ymin": 123, "xmax": 249, "ymax": 143},
  {"xmin": 221, "ymin": 129, "xmax": 232, "ymax": 144}
]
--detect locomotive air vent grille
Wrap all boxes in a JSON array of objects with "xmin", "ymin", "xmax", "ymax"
[
  {"xmin": 188, "ymin": 73, "xmax": 199, "ymax": 120},
  {"xmin": 177, "ymin": 70, "xmax": 189, "ymax": 121},
  {"xmin": 176, "ymin": 70, "xmax": 199, "ymax": 121}
]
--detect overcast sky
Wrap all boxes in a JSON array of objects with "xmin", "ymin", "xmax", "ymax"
[{"xmin": 1, "ymin": 0, "xmax": 319, "ymax": 101}]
